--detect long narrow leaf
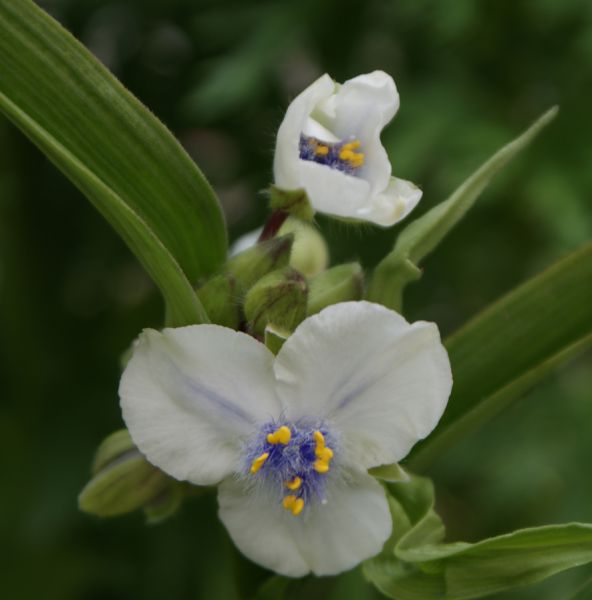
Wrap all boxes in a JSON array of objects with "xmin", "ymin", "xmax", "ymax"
[
  {"xmin": 0, "ymin": 92, "xmax": 207, "ymax": 326},
  {"xmin": 0, "ymin": 0, "xmax": 226, "ymax": 288},
  {"xmin": 368, "ymin": 107, "xmax": 558, "ymax": 311},
  {"xmin": 409, "ymin": 243, "xmax": 592, "ymax": 470}
]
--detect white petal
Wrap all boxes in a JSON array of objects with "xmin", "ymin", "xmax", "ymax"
[
  {"xmin": 274, "ymin": 302, "xmax": 452, "ymax": 468},
  {"xmin": 358, "ymin": 177, "xmax": 423, "ymax": 227},
  {"xmin": 218, "ymin": 470, "xmax": 391, "ymax": 576},
  {"xmin": 273, "ymin": 74, "xmax": 336, "ymax": 190},
  {"xmin": 296, "ymin": 160, "xmax": 371, "ymax": 219},
  {"xmin": 120, "ymin": 326, "xmax": 279, "ymax": 485},
  {"xmin": 330, "ymin": 71, "xmax": 399, "ymax": 194}
]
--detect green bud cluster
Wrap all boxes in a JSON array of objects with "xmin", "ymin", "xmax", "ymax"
[
  {"xmin": 197, "ymin": 235, "xmax": 294, "ymax": 329},
  {"xmin": 196, "ymin": 221, "xmax": 365, "ymax": 348},
  {"xmin": 79, "ymin": 429, "xmax": 186, "ymax": 523}
]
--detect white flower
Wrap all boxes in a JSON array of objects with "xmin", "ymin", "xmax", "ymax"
[
  {"xmin": 119, "ymin": 301, "xmax": 452, "ymax": 576},
  {"xmin": 273, "ymin": 71, "xmax": 423, "ymax": 227}
]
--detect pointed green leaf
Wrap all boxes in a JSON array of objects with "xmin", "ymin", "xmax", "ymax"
[
  {"xmin": 410, "ymin": 243, "xmax": 592, "ymax": 471},
  {"xmin": 0, "ymin": 0, "xmax": 226, "ymax": 323},
  {"xmin": 368, "ymin": 107, "xmax": 558, "ymax": 311},
  {"xmin": 365, "ymin": 474, "xmax": 592, "ymax": 600}
]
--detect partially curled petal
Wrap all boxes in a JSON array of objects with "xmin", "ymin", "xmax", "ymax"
[
  {"xmin": 274, "ymin": 74, "xmax": 336, "ymax": 190},
  {"xmin": 120, "ymin": 326, "xmax": 279, "ymax": 486},
  {"xmin": 274, "ymin": 301, "xmax": 452, "ymax": 469},
  {"xmin": 357, "ymin": 176, "xmax": 423, "ymax": 227},
  {"xmin": 218, "ymin": 469, "xmax": 390, "ymax": 576}
]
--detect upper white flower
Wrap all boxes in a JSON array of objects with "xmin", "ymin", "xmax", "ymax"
[
  {"xmin": 119, "ymin": 301, "xmax": 452, "ymax": 577},
  {"xmin": 273, "ymin": 71, "xmax": 423, "ymax": 227}
]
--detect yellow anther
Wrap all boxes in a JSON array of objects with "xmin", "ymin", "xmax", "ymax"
[
  {"xmin": 267, "ymin": 426, "xmax": 292, "ymax": 445},
  {"xmin": 250, "ymin": 452, "xmax": 269, "ymax": 474},
  {"xmin": 315, "ymin": 145, "xmax": 329, "ymax": 156},
  {"xmin": 315, "ymin": 446, "xmax": 334, "ymax": 461},
  {"xmin": 314, "ymin": 459, "xmax": 330, "ymax": 474},
  {"xmin": 285, "ymin": 476, "xmax": 302, "ymax": 491},
  {"xmin": 313, "ymin": 431, "xmax": 325, "ymax": 447},
  {"xmin": 283, "ymin": 495, "xmax": 297, "ymax": 509},
  {"xmin": 342, "ymin": 140, "xmax": 361, "ymax": 151},
  {"xmin": 291, "ymin": 498, "xmax": 305, "ymax": 516},
  {"xmin": 277, "ymin": 426, "xmax": 291, "ymax": 444},
  {"xmin": 339, "ymin": 149, "xmax": 354, "ymax": 161},
  {"xmin": 350, "ymin": 153, "xmax": 365, "ymax": 167}
]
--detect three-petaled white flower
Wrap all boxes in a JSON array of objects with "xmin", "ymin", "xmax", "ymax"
[
  {"xmin": 273, "ymin": 71, "xmax": 423, "ymax": 227},
  {"xmin": 120, "ymin": 301, "xmax": 452, "ymax": 576}
]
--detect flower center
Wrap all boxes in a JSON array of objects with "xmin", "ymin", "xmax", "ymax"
[
  {"xmin": 245, "ymin": 421, "xmax": 336, "ymax": 516},
  {"xmin": 299, "ymin": 135, "xmax": 365, "ymax": 175}
]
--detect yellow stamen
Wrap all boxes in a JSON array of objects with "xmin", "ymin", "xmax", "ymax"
[
  {"xmin": 291, "ymin": 498, "xmax": 305, "ymax": 516},
  {"xmin": 339, "ymin": 140, "xmax": 364, "ymax": 167},
  {"xmin": 342, "ymin": 140, "xmax": 361, "ymax": 151},
  {"xmin": 285, "ymin": 476, "xmax": 302, "ymax": 490},
  {"xmin": 350, "ymin": 153, "xmax": 365, "ymax": 167},
  {"xmin": 267, "ymin": 425, "xmax": 292, "ymax": 445},
  {"xmin": 315, "ymin": 446, "xmax": 334, "ymax": 461},
  {"xmin": 250, "ymin": 452, "xmax": 269, "ymax": 474},
  {"xmin": 314, "ymin": 459, "xmax": 330, "ymax": 474},
  {"xmin": 313, "ymin": 431, "xmax": 325, "ymax": 447},
  {"xmin": 277, "ymin": 426, "xmax": 291, "ymax": 444},
  {"xmin": 315, "ymin": 145, "xmax": 329, "ymax": 156},
  {"xmin": 283, "ymin": 495, "xmax": 296, "ymax": 509}
]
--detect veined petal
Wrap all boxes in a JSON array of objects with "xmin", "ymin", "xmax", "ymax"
[
  {"xmin": 274, "ymin": 74, "xmax": 336, "ymax": 190},
  {"xmin": 358, "ymin": 176, "xmax": 423, "ymax": 227},
  {"xmin": 120, "ymin": 326, "xmax": 279, "ymax": 486},
  {"xmin": 218, "ymin": 469, "xmax": 390, "ymax": 576},
  {"xmin": 274, "ymin": 302, "xmax": 452, "ymax": 468}
]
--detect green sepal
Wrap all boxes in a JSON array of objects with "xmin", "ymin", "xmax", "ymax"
[
  {"xmin": 244, "ymin": 267, "xmax": 308, "ymax": 335},
  {"xmin": 268, "ymin": 186, "xmax": 314, "ymax": 221},
  {"xmin": 196, "ymin": 274, "xmax": 240, "ymax": 328},
  {"xmin": 368, "ymin": 463, "xmax": 410, "ymax": 483},
  {"xmin": 226, "ymin": 234, "xmax": 294, "ymax": 292},
  {"xmin": 264, "ymin": 324, "xmax": 290, "ymax": 355},
  {"xmin": 368, "ymin": 107, "xmax": 558, "ymax": 312},
  {"xmin": 143, "ymin": 482, "xmax": 187, "ymax": 525},
  {"xmin": 79, "ymin": 429, "xmax": 181, "ymax": 520},
  {"xmin": 307, "ymin": 262, "xmax": 364, "ymax": 316}
]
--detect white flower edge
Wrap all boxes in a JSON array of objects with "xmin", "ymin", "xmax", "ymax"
[
  {"xmin": 119, "ymin": 301, "xmax": 452, "ymax": 576},
  {"xmin": 273, "ymin": 71, "xmax": 423, "ymax": 227}
]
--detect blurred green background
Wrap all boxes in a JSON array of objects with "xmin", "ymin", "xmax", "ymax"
[{"xmin": 1, "ymin": 0, "xmax": 591, "ymax": 598}]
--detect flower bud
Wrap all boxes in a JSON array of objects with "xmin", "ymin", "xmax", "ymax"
[
  {"xmin": 279, "ymin": 218, "xmax": 329, "ymax": 278},
  {"xmin": 226, "ymin": 234, "xmax": 294, "ymax": 291},
  {"xmin": 307, "ymin": 263, "xmax": 364, "ymax": 316},
  {"xmin": 79, "ymin": 429, "xmax": 182, "ymax": 520},
  {"xmin": 244, "ymin": 267, "xmax": 308, "ymax": 335},
  {"xmin": 196, "ymin": 274, "xmax": 240, "ymax": 328}
]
